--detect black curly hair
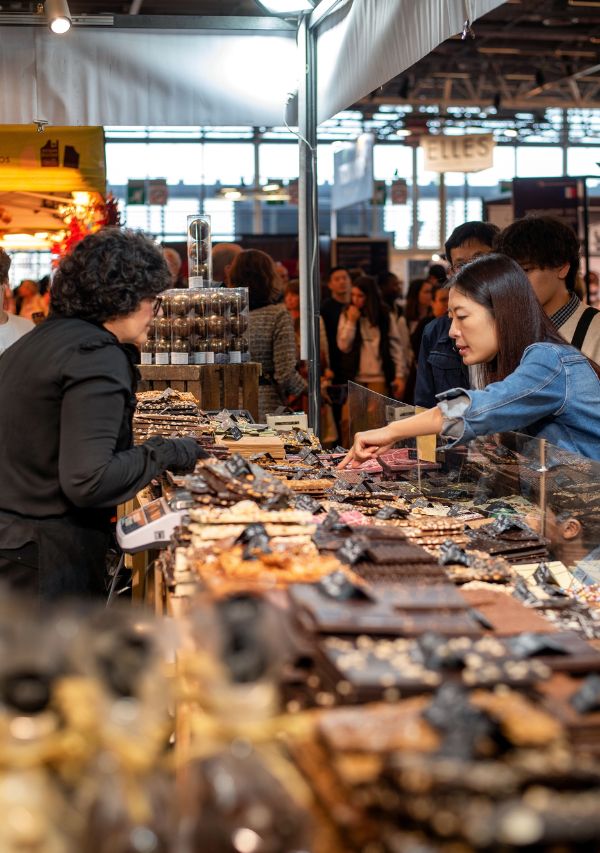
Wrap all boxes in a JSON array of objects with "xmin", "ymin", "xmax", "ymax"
[{"xmin": 50, "ymin": 228, "xmax": 171, "ymax": 323}]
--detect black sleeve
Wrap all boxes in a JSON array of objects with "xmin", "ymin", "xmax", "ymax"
[{"xmin": 58, "ymin": 344, "xmax": 182, "ymax": 508}]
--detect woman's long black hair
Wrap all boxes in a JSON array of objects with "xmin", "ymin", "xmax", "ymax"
[
  {"xmin": 351, "ymin": 275, "xmax": 388, "ymax": 327},
  {"xmin": 451, "ymin": 253, "xmax": 600, "ymax": 382},
  {"xmin": 405, "ymin": 278, "xmax": 430, "ymax": 326}
]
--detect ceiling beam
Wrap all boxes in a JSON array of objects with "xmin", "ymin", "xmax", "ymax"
[
  {"xmin": 111, "ymin": 14, "xmax": 295, "ymax": 30},
  {"xmin": 358, "ymin": 95, "xmax": 599, "ymax": 110}
]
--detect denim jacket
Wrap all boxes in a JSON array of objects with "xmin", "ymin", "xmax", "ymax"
[
  {"xmin": 414, "ymin": 316, "xmax": 469, "ymax": 408},
  {"xmin": 437, "ymin": 342, "xmax": 600, "ymax": 461}
]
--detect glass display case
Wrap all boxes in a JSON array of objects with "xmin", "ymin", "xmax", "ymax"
[{"xmin": 348, "ymin": 381, "xmax": 600, "ymax": 585}]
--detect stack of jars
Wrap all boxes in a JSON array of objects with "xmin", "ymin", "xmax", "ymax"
[
  {"xmin": 141, "ymin": 288, "xmax": 250, "ymax": 366},
  {"xmin": 187, "ymin": 214, "xmax": 212, "ymax": 288}
]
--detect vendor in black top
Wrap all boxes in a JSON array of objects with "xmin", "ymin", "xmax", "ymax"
[{"xmin": 0, "ymin": 228, "xmax": 206, "ymax": 600}]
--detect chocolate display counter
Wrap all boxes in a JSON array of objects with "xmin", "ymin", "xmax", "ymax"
[
  {"xmin": 135, "ymin": 387, "xmax": 600, "ymax": 851},
  {"xmin": 3, "ymin": 385, "xmax": 600, "ymax": 852}
]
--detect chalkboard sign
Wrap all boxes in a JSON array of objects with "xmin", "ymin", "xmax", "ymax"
[{"xmin": 332, "ymin": 238, "xmax": 390, "ymax": 276}]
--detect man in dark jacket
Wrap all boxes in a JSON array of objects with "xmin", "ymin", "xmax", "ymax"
[
  {"xmin": 414, "ymin": 221, "xmax": 498, "ymax": 408},
  {"xmin": 0, "ymin": 229, "xmax": 206, "ymax": 600},
  {"xmin": 320, "ymin": 266, "xmax": 352, "ymax": 383}
]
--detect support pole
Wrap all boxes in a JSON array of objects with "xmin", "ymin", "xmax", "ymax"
[
  {"xmin": 439, "ymin": 172, "xmax": 446, "ymax": 250},
  {"xmin": 298, "ymin": 13, "xmax": 321, "ymax": 434},
  {"xmin": 252, "ymin": 128, "xmax": 263, "ymax": 235},
  {"xmin": 561, "ymin": 109, "xmax": 568, "ymax": 177},
  {"xmin": 411, "ymin": 144, "xmax": 419, "ymax": 249}
]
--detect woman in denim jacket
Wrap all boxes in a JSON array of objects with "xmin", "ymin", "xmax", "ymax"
[{"xmin": 340, "ymin": 254, "xmax": 600, "ymax": 465}]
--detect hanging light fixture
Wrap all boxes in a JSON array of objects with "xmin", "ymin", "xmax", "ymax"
[{"xmin": 45, "ymin": 0, "xmax": 71, "ymax": 33}]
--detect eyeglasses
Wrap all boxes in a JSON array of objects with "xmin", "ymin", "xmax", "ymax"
[{"xmin": 152, "ymin": 296, "xmax": 163, "ymax": 317}]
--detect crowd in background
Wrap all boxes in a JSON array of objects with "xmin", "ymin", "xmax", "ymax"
[
  {"xmin": 1, "ymin": 276, "xmax": 49, "ymax": 320},
  {"xmin": 1, "ymin": 213, "xmax": 600, "ymax": 447}
]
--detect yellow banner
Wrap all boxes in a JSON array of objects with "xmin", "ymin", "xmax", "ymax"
[{"xmin": 0, "ymin": 125, "xmax": 106, "ymax": 193}]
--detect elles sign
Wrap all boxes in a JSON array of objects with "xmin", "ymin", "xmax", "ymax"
[{"xmin": 421, "ymin": 133, "xmax": 494, "ymax": 173}]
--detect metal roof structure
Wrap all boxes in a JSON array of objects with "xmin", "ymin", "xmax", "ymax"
[{"xmin": 2, "ymin": 0, "xmax": 598, "ymax": 142}]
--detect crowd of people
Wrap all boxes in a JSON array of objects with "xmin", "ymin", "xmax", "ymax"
[
  {"xmin": 340, "ymin": 214, "xmax": 600, "ymax": 465},
  {"xmin": 0, "ymin": 213, "xmax": 599, "ymax": 599},
  {"xmin": 0, "ymin": 212, "xmax": 599, "ymax": 472}
]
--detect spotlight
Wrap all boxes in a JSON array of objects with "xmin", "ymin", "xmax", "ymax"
[{"xmin": 45, "ymin": 0, "xmax": 71, "ymax": 33}]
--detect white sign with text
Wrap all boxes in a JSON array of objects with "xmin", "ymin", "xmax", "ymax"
[{"xmin": 421, "ymin": 133, "xmax": 494, "ymax": 173}]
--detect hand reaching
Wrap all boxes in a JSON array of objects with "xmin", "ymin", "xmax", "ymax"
[{"xmin": 337, "ymin": 425, "xmax": 396, "ymax": 469}]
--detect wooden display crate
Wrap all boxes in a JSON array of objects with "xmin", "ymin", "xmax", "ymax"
[{"xmin": 138, "ymin": 363, "xmax": 261, "ymax": 421}]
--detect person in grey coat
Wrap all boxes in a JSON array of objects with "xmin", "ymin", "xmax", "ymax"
[{"xmin": 230, "ymin": 249, "xmax": 306, "ymax": 421}]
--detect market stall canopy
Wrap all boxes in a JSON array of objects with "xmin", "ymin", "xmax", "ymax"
[
  {"xmin": 0, "ymin": 125, "xmax": 106, "ymax": 192},
  {"xmin": 0, "ymin": 1, "xmax": 506, "ymax": 127},
  {"xmin": 315, "ymin": 0, "xmax": 508, "ymax": 124},
  {"xmin": 0, "ymin": 27, "xmax": 298, "ymax": 127}
]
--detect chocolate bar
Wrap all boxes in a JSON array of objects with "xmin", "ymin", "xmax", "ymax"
[{"xmin": 289, "ymin": 584, "xmax": 481, "ymax": 638}]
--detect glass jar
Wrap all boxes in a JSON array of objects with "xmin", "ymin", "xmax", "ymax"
[
  {"xmin": 172, "ymin": 317, "xmax": 191, "ymax": 339},
  {"xmin": 192, "ymin": 290, "xmax": 211, "ymax": 318},
  {"xmin": 171, "ymin": 292, "xmax": 191, "ymax": 317},
  {"xmin": 211, "ymin": 290, "xmax": 227, "ymax": 317},
  {"xmin": 171, "ymin": 337, "xmax": 190, "ymax": 365},
  {"xmin": 187, "ymin": 215, "xmax": 212, "ymax": 288},
  {"xmin": 211, "ymin": 338, "xmax": 228, "ymax": 365},
  {"xmin": 154, "ymin": 338, "xmax": 170, "ymax": 365},
  {"xmin": 140, "ymin": 339, "xmax": 154, "ymax": 365},
  {"xmin": 156, "ymin": 317, "xmax": 171, "ymax": 341},
  {"xmin": 230, "ymin": 314, "xmax": 248, "ymax": 336},
  {"xmin": 207, "ymin": 314, "xmax": 227, "ymax": 338}
]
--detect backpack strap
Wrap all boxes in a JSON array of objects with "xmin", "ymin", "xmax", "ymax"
[{"xmin": 571, "ymin": 306, "xmax": 599, "ymax": 351}]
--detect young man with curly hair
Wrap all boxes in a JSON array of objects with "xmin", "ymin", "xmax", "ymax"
[
  {"xmin": 0, "ymin": 228, "xmax": 207, "ymax": 599},
  {"xmin": 495, "ymin": 214, "xmax": 600, "ymax": 363}
]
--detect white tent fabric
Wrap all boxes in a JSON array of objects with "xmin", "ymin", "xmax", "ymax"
[
  {"xmin": 0, "ymin": 28, "xmax": 298, "ymax": 126},
  {"xmin": 315, "ymin": 0, "xmax": 507, "ymax": 124},
  {"xmin": 0, "ymin": 3, "xmax": 506, "ymax": 127}
]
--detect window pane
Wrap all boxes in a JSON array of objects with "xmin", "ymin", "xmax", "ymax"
[
  {"xmin": 445, "ymin": 197, "xmax": 484, "ymax": 243},
  {"xmin": 384, "ymin": 202, "xmax": 412, "ymax": 250},
  {"xmin": 567, "ymin": 147, "xmax": 600, "ymax": 177},
  {"xmin": 517, "ymin": 146, "xmax": 563, "ymax": 177},
  {"xmin": 203, "ymin": 198, "xmax": 236, "ymax": 242},
  {"xmin": 201, "ymin": 143, "xmax": 255, "ymax": 185},
  {"xmin": 374, "ymin": 145, "xmax": 413, "ymax": 181},
  {"xmin": 417, "ymin": 198, "xmax": 440, "ymax": 249},
  {"xmin": 145, "ymin": 143, "xmax": 204, "ymax": 184},
  {"xmin": 317, "ymin": 143, "xmax": 334, "ymax": 185},
  {"xmin": 107, "ymin": 141, "xmax": 205, "ymax": 185},
  {"xmin": 463, "ymin": 145, "xmax": 517, "ymax": 187},
  {"xmin": 417, "ymin": 147, "xmax": 439, "ymax": 188},
  {"xmin": 106, "ymin": 143, "xmax": 150, "ymax": 186},
  {"xmin": 259, "ymin": 143, "xmax": 299, "ymax": 182}
]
